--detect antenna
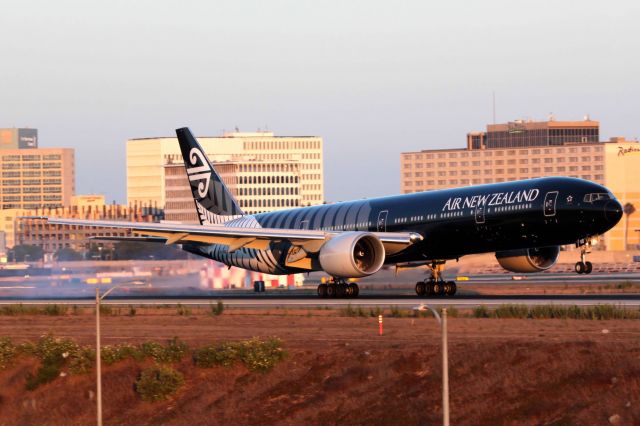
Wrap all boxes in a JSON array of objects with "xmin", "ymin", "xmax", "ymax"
[{"xmin": 492, "ymin": 91, "xmax": 496, "ymax": 124}]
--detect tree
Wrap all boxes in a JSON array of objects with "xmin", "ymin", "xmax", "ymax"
[
  {"xmin": 623, "ymin": 202, "xmax": 636, "ymax": 251},
  {"xmin": 112, "ymin": 241, "xmax": 189, "ymax": 260},
  {"xmin": 55, "ymin": 247, "xmax": 83, "ymax": 261},
  {"xmin": 9, "ymin": 245, "xmax": 44, "ymax": 262}
]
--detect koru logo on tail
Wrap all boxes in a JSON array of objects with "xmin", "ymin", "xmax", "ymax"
[{"xmin": 186, "ymin": 148, "xmax": 211, "ymax": 199}]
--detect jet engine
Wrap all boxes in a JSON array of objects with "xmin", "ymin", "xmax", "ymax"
[
  {"xmin": 495, "ymin": 246, "xmax": 560, "ymax": 273},
  {"xmin": 318, "ymin": 232, "xmax": 386, "ymax": 278}
]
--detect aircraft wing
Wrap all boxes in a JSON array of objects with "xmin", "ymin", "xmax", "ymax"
[{"xmin": 42, "ymin": 217, "xmax": 422, "ymax": 254}]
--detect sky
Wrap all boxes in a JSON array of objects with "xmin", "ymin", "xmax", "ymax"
[{"xmin": 1, "ymin": 0, "xmax": 639, "ymax": 203}]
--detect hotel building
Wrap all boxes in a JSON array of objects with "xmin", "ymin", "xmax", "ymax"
[{"xmin": 401, "ymin": 119, "xmax": 640, "ymax": 250}]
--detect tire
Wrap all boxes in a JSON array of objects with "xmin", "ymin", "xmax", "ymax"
[
  {"xmin": 584, "ymin": 261, "xmax": 593, "ymax": 274},
  {"xmin": 327, "ymin": 284, "xmax": 338, "ymax": 297},
  {"xmin": 317, "ymin": 284, "xmax": 327, "ymax": 298},
  {"xmin": 350, "ymin": 283, "xmax": 359, "ymax": 298},
  {"xmin": 449, "ymin": 282, "xmax": 457, "ymax": 296},
  {"xmin": 432, "ymin": 282, "xmax": 444, "ymax": 296},
  {"xmin": 415, "ymin": 282, "xmax": 426, "ymax": 296},
  {"xmin": 344, "ymin": 284, "xmax": 353, "ymax": 297},
  {"xmin": 444, "ymin": 281, "xmax": 456, "ymax": 296},
  {"xmin": 426, "ymin": 282, "xmax": 435, "ymax": 296},
  {"xmin": 575, "ymin": 262, "xmax": 584, "ymax": 274},
  {"xmin": 336, "ymin": 284, "xmax": 346, "ymax": 297}
]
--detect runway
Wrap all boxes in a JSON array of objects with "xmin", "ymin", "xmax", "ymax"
[{"xmin": 1, "ymin": 293, "xmax": 639, "ymax": 308}]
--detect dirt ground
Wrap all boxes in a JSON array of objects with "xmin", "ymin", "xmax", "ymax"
[{"xmin": 0, "ymin": 309, "xmax": 639, "ymax": 425}]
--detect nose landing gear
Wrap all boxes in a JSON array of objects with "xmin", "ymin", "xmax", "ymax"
[
  {"xmin": 575, "ymin": 239, "xmax": 594, "ymax": 274},
  {"xmin": 415, "ymin": 261, "xmax": 457, "ymax": 297}
]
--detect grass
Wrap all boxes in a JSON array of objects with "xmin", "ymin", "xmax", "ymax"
[{"xmin": 472, "ymin": 304, "xmax": 640, "ymax": 320}]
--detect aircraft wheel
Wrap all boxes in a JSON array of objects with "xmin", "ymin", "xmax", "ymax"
[
  {"xmin": 426, "ymin": 282, "xmax": 435, "ymax": 296},
  {"xmin": 317, "ymin": 284, "xmax": 328, "ymax": 298},
  {"xmin": 584, "ymin": 261, "xmax": 593, "ymax": 274},
  {"xmin": 336, "ymin": 284, "xmax": 347, "ymax": 297},
  {"xmin": 575, "ymin": 262, "xmax": 585, "ymax": 274},
  {"xmin": 349, "ymin": 283, "xmax": 359, "ymax": 298},
  {"xmin": 432, "ymin": 281, "xmax": 444, "ymax": 296},
  {"xmin": 449, "ymin": 282, "xmax": 457, "ymax": 296},
  {"xmin": 415, "ymin": 281, "xmax": 426, "ymax": 296},
  {"xmin": 327, "ymin": 284, "xmax": 338, "ymax": 297},
  {"xmin": 444, "ymin": 281, "xmax": 456, "ymax": 296}
]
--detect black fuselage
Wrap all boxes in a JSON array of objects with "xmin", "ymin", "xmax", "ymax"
[{"xmin": 186, "ymin": 177, "xmax": 622, "ymax": 274}]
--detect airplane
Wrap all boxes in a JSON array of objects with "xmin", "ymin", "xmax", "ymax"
[{"xmin": 42, "ymin": 128, "xmax": 623, "ymax": 298}]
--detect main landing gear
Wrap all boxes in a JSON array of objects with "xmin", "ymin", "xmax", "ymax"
[
  {"xmin": 415, "ymin": 261, "xmax": 457, "ymax": 297},
  {"xmin": 317, "ymin": 278, "xmax": 359, "ymax": 298},
  {"xmin": 575, "ymin": 239, "xmax": 594, "ymax": 275}
]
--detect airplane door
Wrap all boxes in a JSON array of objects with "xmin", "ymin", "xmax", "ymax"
[
  {"xmin": 475, "ymin": 205, "xmax": 485, "ymax": 224},
  {"xmin": 544, "ymin": 191, "xmax": 559, "ymax": 217},
  {"xmin": 377, "ymin": 210, "xmax": 388, "ymax": 232}
]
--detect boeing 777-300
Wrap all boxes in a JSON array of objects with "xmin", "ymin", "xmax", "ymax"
[{"xmin": 42, "ymin": 128, "xmax": 624, "ymax": 298}]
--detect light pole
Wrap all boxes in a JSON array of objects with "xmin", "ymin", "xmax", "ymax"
[
  {"xmin": 96, "ymin": 284, "xmax": 124, "ymax": 426},
  {"xmin": 415, "ymin": 305, "xmax": 449, "ymax": 426}
]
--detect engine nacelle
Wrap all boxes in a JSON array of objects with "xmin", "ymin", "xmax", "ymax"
[
  {"xmin": 495, "ymin": 246, "xmax": 560, "ymax": 273},
  {"xmin": 318, "ymin": 232, "xmax": 386, "ymax": 278}
]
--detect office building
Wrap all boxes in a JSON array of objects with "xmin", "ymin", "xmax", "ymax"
[
  {"xmin": 127, "ymin": 130, "xmax": 323, "ymax": 208},
  {"xmin": 165, "ymin": 157, "xmax": 302, "ymax": 221},
  {"xmin": 1, "ymin": 148, "xmax": 75, "ymax": 209}
]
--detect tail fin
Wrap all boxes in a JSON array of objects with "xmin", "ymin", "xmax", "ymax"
[{"xmin": 176, "ymin": 127, "xmax": 244, "ymax": 225}]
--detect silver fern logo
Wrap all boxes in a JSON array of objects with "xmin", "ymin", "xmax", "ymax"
[{"xmin": 186, "ymin": 148, "xmax": 211, "ymax": 198}]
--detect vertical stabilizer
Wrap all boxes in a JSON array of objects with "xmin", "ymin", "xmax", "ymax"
[{"xmin": 175, "ymin": 127, "xmax": 244, "ymax": 225}]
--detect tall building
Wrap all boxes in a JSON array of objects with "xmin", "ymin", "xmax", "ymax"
[
  {"xmin": 0, "ymin": 128, "xmax": 38, "ymax": 149},
  {"xmin": 0, "ymin": 148, "xmax": 75, "ymax": 209},
  {"xmin": 165, "ymin": 158, "xmax": 302, "ymax": 221},
  {"xmin": 127, "ymin": 130, "xmax": 323, "ymax": 208},
  {"xmin": 401, "ymin": 118, "xmax": 640, "ymax": 250}
]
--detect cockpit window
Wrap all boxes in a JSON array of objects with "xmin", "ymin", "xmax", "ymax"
[{"xmin": 583, "ymin": 193, "xmax": 611, "ymax": 203}]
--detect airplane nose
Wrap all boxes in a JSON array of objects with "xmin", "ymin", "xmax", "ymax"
[{"xmin": 604, "ymin": 200, "xmax": 623, "ymax": 224}]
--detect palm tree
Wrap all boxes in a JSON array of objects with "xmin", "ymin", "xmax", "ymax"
[{"xmin": 623, "ymin": 202, "xmax": 636, "ymax": 251}]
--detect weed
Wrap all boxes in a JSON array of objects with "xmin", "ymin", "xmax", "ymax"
[
  {"xmin": 389, "ymin": 306, "xmax": 410, "ymax": 318},
  {"xmin": 176, "ymin": 303, "xmax": 192, "ymax": 316},
  {"xmin": 369, "ymin": 307, "xmax": 383, "ymax": 318},
  {"xmin": 140, "ymin": 338, "xmax": 189, "ymax": 363},
  {"xmin": 210, "ymin": 300, "xmax": 224, "ymax": 316},
  {"xmin": 101, "ymin": 343, "xmax": 144, "ymax": 365},
  {"xmin": 135, "ymin": 366, "xmax": 184, "ymax": 402},
  {"xmin": 0, "ymin": 337, "xmax": 17, "ymax": 370},
  {"xmin": 493, "ymin": 305, "xmax": 529, "ymax": 319},
  {"xmin": 99, "ymin": 305, "xmax": 113, "ymax": 316},
  {"xmin": 68, "ymin": 347, "xmax": 95, "ymax": 374},
  {"xmin": 128, "ymin": 305, "xmax": 137, "ymax": 316},
  {"xmin": 193, "ymin": 341, "xmax": 240, "ymax": 368},
  {"xmin": 44, "ymin": 304, "xmax": 67, "ymax": 316},
  {"xmin": 238, "ymin": 337, "xmax": 286, "ymax": 372},
  {"xmin": 473, "ymin": 305, "xmax": 490, "ymax": 318}
]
